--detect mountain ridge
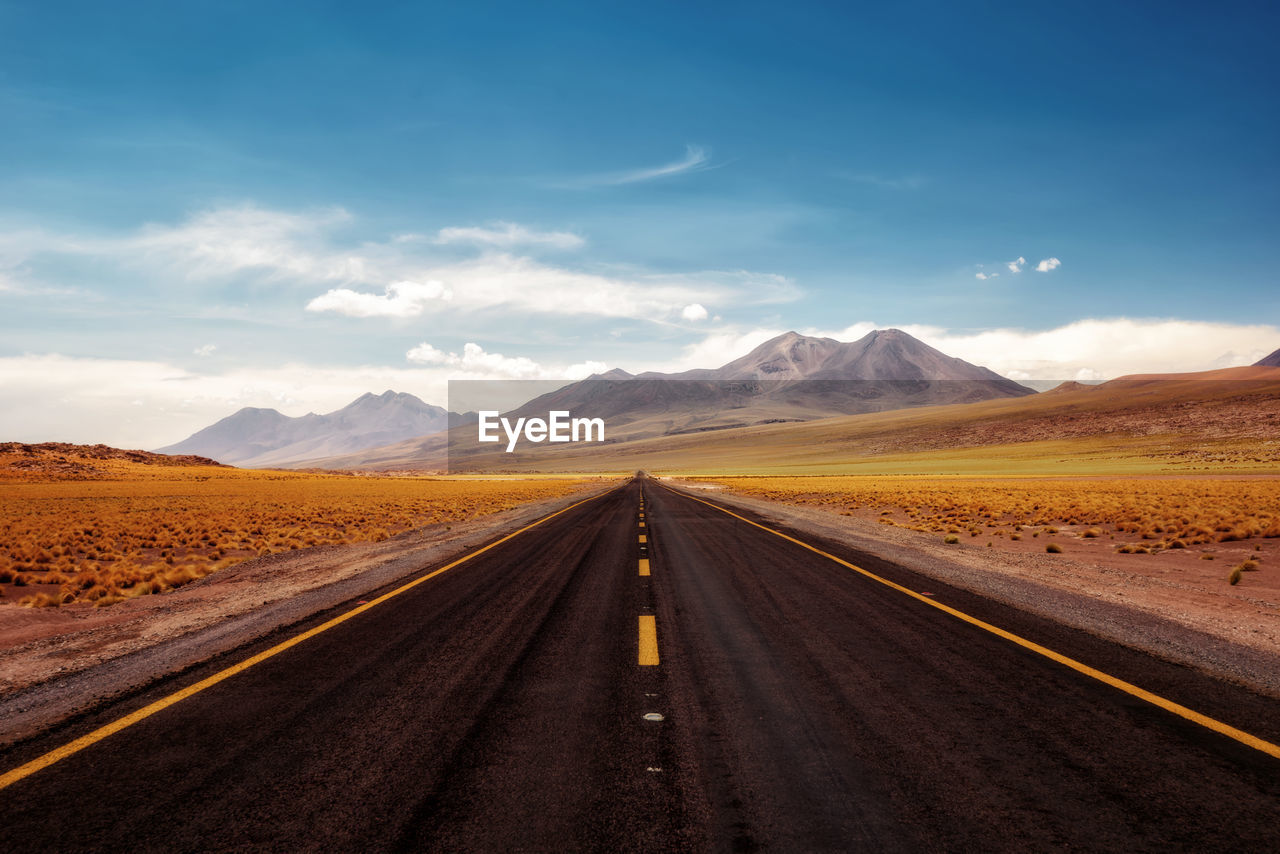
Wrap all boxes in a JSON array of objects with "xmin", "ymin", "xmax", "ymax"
[{"xmin": 157, "ymin": 390, "xmax": 452, "ymax": 467}]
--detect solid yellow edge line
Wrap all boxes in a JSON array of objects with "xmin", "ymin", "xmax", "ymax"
[
  {"xmin": 666, "ymin": 484, "xmax": 1280, "ymax": 761},
  {"xmin": 0, "ymin": 483, "xmax": 624, "ymax": 793},
  {"xmin": 638, "ymin": 615, "xmax": 659, "ymax": 665}
]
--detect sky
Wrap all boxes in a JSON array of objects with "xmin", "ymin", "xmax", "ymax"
[{"xmin": 2, "ymin": 0, "xmax": 1279, "ymax": 447}]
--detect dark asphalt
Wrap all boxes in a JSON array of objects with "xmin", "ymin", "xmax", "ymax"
[{"xmin": 2, "ymin": 478, "xmax": 1278, "ymax": 852}]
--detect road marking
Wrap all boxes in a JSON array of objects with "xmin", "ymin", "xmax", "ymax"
[
  {"xmin": 639, "ymin": 558, "xmax": 651, "ymax": 576},
  {"xmin": 639, "ymin": 521, "xmax": 645, "ymax": 528},
  {"xmin": 639, "ymin": 615, "xmax": 659, "ymax": 665},
  {"xmin": 0, "ymin": 485, "xmax": 624, "ymax": 793},
  {"xmin": 638, "ymin": 534, "xmax": 647, "ymax": 543},
  {"xmin": 666, "ymin": 485, "xmax": 1280, "ymax": 762}
]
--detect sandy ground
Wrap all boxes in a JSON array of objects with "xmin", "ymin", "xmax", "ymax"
[
  {"xmin": 0, "ymin": 481, "xmax": 614, "ymax": 747},
  {"xmin": 671, "ymin": 479, "xmax": 1280, "ymax": 699}
]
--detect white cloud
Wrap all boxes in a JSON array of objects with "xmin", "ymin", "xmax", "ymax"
[
  {"xmin": 975, "ymin": 272, "xmax": 997, "ymax": 280},
  {"xmin": 1, "ymin": 205, "xmax": 787, "ymax": 325},
  {"xmin": 822, "ymin": 318, "xmax": 1280, "ymax": 380},
  {"xmin": 681, "ymin": 303, "xmax": 709, "ymax": 321},
  {"xmin": 406, "ymin": 341, "xmax": 606, "ymax": 381},
  {"xmin": 306, "ymin": 279, "xmax": 452, "ymax": 318},
  {"xmin": 0, "ymin": 354, "xmax": 456, "ymax": 449},
  {"xmin": 1007, "ymin": 256, "xmax": 1026, "ymax": 273},
  {"xmin": 193, "ymin": 344, "xmax": 217, "ymax": 357},
  {"xmin": 643, "ymin": 318, "xmax": 1280, "ymax": 382},
  {"xmin": 1035, "ymin": 257, "xmax": 1061, "ymax": 272},
  {"xmin": 434, "ymin": 222, "xmax": 585, "ymax": 250},
  {"xmin": 305, "ymin": 253, "xmax": 782, "ymax": 321},
  {"xmin": 557, "ymin": 144, "xmax": 712, "ymax": 188},
  {"xmin": 129, "ymin": 204, "xmax": 361, "ymax": 281}
]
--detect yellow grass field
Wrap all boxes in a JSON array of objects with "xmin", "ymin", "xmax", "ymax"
[
  {"xmin": 0, "ymin": 456, "xmax": 592, "ymax": 608},
  {"xmin": 700, "ymin": 475, "xmax": 1280, "ymax": 552}
]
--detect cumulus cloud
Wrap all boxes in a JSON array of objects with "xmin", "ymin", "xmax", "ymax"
[
  {"xmin": 193, "ymin": 344, "xmax": 217, "ymax": 357},
  {"xmin": 681, "ymin": 303, "xmax": 709, "ymax": 321},
  {"xmin": 1035, "ymin": 257, "xmax": 1061, "ymax": 272},
  {"xmin": 305, "ymin": 253, "xmax": 782, "ymax": 321},
  {"xmin": 434, "ymin": 222, "xmax": 584, "ymax": 250},
  {"xmin": 1007, "ymin": 256, "xmax": 1026, "ymax": 273},
  {"xmin": 306, "ymin": 280, "xmax": 452, "ymax": 318},
  {"xmin": 975, "ymin": 272, "xmax": 997, "ymax": 281},
  {"xmin": 406, "ymin": 341, "xmax": 606, "ymax": 381}
]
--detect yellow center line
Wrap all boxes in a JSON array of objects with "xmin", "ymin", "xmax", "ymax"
[
  {"xmin": 639, "ymin": 558, "xmax": 651, "ymax": 576},
  {"xmin": 0, "ymin": 484, "xmax": 624, "ymax": 793},
  {"xmin": 638, "ymin": 534, "xmax": 647, "ymax": 543},
  {"xmin": 638, "ymin": 521, "xmax": 645, "ymax": 528},
  {"xmin": 638, "ymin": 615, "xmax": 659, "ymax": 665},
  {"xmin": 665, "ymin": 484, "xmax": 1280, "ymax": 762}
]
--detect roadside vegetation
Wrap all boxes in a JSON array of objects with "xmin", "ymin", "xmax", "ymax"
[
  {"xmin": 701, "ymin": 476, "xmax": 1280, "ymax": 560},
  {"xmin": 0, "ymin": 455, "xmax": 590, "ymax": 607}
]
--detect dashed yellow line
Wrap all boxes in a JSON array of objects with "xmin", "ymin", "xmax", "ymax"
[
  {"xmin": 666, "ymin": 485, "xmax": 1280, "ymax": 762},
  {"xmin": 638, "ymin": 615, "xmax": 659, "ymax": 665},
  {"xmin": 639, "ymin": 558, "xmax": 651, "ymax": 577},
  {"xmin": 0, "ymin": 485, "xmax": 623, "ymax": 793},
  {"xmin": 638, "ymin": 534, "xmax": 647, "ymax": 543}
]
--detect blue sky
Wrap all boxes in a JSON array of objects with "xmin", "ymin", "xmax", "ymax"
[{"xmin": 2, "ymin": 1, "xmax": 1279, "ymax": 445}]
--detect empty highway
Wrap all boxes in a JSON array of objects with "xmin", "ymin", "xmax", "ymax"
[{"xmin": 2, "ymin": 479, "xmax": 1278, "ymax": 851}]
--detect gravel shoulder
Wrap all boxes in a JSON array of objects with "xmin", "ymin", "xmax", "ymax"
[
  {"xmin": 0, "ymin": 481, "xmax": 615, "ymax": 747},
  {"xmin": 669, "ymin": 479, "xmax": 1280, "ymax": 700}
]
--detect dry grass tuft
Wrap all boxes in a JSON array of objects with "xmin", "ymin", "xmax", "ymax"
[{"xmin": 0, "ymin": 463, "xmax": 591, "ymax": 607}]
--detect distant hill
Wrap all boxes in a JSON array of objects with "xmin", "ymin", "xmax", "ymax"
[
  {"xmin": 157, "ymin": 390, "xmax": 452, "ymax": 467},
  {"xmin": 0, "ymin": 442, "xmax": 225, "ymax": 480},
  {"xmin": 1257, "ymin": 348, "xmax": 1280, "ymax": 367}
]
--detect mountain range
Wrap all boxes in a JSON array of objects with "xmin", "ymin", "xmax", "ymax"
[
  {"xmin": 157, "ymin": 390, "xmax": 450, "ymax": 467},
  {"xmin": 161, "ymin": 331, "xmax": 1280, "ymax": 470},
  {"xmin": 291, "ymin": 329, "xmax": 1036, "ymax": 470}
]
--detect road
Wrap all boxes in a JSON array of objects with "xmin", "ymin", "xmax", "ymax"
[{"xmin": 2, "ymin": 479, "xmax": 1279, "ymax": 851}]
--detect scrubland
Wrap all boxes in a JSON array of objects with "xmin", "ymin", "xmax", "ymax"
[
  {"xmin": 701, "ymin": 476, "xmax": 1280, "ymax": 559},
  {"xmin": 0, "ymin": 450, "xmax": 588, "ymax": 607}
]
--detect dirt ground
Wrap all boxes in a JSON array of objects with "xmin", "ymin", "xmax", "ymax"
[{"xmin": 671, "ymin": 479, "xmax": 1280, "ymax": 699}]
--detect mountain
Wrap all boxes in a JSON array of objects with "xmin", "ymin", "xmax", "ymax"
[
  {"xmin": 300, "ymin": 329, "xmax": 1036, "ymax": 470},
  {"xmin": 674, "ymin": 329, "xmax": 1022, "ymax": 383},
  {"xmin": 157, "ymin": 390, "xmax": 452, "ymax": 467},
  {"xmin": 496, "ymin": 329, "xmax": 1034, "ymax": 442},
  {"xmin": 1256, "ymin": 348, "xmax": 1280, "ymax": 367}
]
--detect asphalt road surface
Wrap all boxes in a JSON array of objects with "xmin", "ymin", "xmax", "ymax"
[{"xmin": 3, "ymin": 479, "xmax": 1279, "ymax": 852}]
